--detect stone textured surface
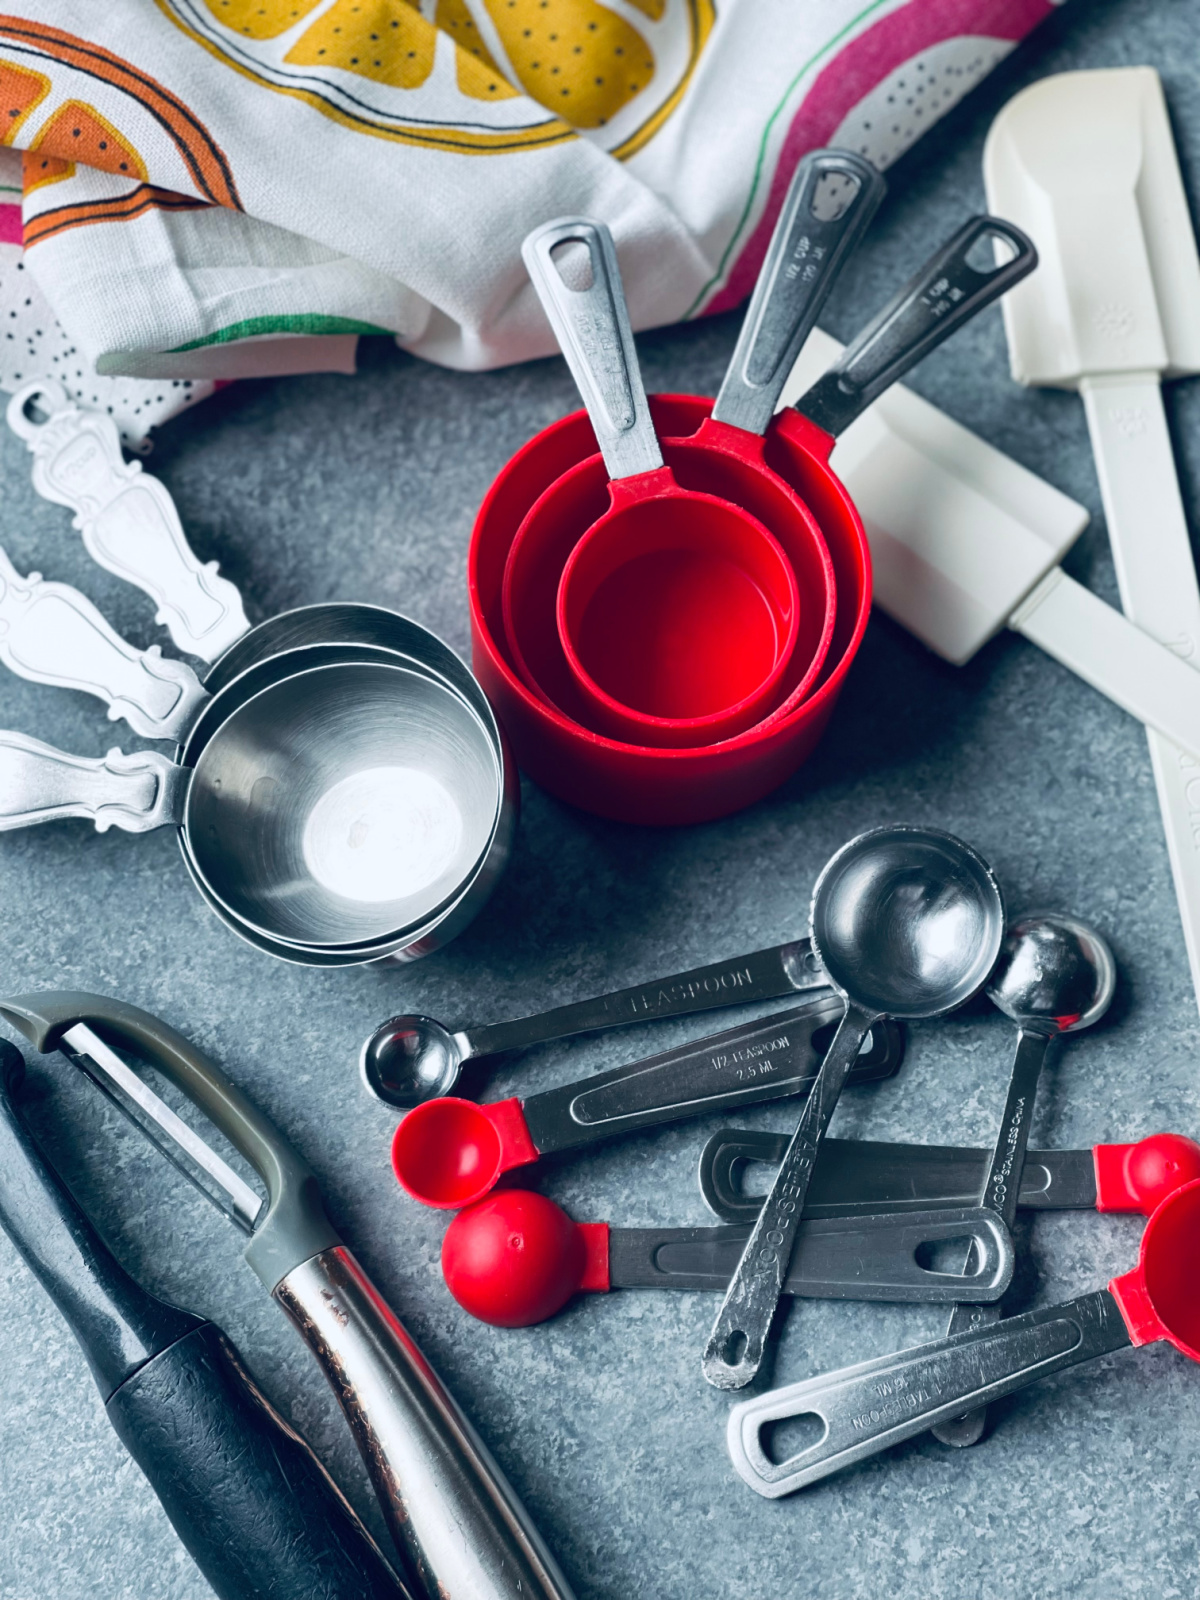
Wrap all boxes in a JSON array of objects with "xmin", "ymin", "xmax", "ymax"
[{"xmin": 2, "ymin": 2, "xmax": 1200, "ymax": 1595}]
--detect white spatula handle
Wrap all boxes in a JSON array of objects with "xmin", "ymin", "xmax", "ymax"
[
  {"xmin": 1081, "ymin": 373, "xmax": 1200, "ymax": 1011},
  {"xmin": 6, "ymin": 382, "xmax": 249, "ymax": 664},
  {"xmin": 1011, "ymin": 568, "xmax": 1200, "ymax": 762}
]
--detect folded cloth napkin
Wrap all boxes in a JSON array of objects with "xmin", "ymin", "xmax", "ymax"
[{"xmin": 1, "ymin": 0, "xmax": 1063, "ymax": 388}]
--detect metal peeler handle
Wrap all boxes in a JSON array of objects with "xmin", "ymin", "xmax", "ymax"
[
  {"xmin": 6, "ymin": 380, "xmax": 249, "ymax": 663},
  {"xmin": 0, "ymin": 992, "xmax": 578, "ymax": 1600},
  {"xmin": 0, "ymin": 547, "xmax": 209, "ymax": 740}
]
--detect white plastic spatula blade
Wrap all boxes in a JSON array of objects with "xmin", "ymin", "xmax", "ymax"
[
  {"xmin": 984, "ymin": 68, "xmax": 1200, "ymax": 385},
  {"xmin": 985, "ymin": 66, "xmax": 1200, "ymax": 1012}
]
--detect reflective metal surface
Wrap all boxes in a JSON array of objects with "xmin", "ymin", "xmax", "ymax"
[
  {"xmin": 932, "ymin": 911, "xmax": 1116, "ymax": 1447},
  {"xmin": 360, "ymin": 938, "xmax": 825, "ymax": 1106},
  {"xmin": 812, "ymin": 825, "xmax": 1006, "ymax": 1020},
  {"xmin": 987, "ymin": 911, "xmax": 1117, "ymax": 1035},
  {"xmin": 277, "ymin": 1248, "xmax": 577, "ymax": 1600},
  {"xmin": 185, "ymin": 660, "xmax": 503, "ymax": 947},
  {"xmin": 702, "ymin": 826, "xmax": 1005, "ymax": 1390}
]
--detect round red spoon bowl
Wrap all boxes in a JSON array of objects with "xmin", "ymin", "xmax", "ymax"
[
  {"xmin": 442, "ymin": 1189, "xmax": 608, "ymax": 1327},
  {"xmin": 552, "ymin": 471, "xmax": 804, "ymax": 746},
  {"xmin": 1111, "ymin": 1177, "xmax": 1200, "ymax": 1361},
  {"xmin": 471, "ymin": 395, "xmax": 869, "ymax": 825}
]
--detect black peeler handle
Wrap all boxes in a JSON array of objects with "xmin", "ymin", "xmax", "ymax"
[{"xmin": 0, "ymin": 1041, "xmax": 407, "ymax": 1600}]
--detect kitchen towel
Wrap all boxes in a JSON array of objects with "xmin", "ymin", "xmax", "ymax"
[{"xmin": 1, "ymin": 0, "xmax": 1064, "ymax": 389}]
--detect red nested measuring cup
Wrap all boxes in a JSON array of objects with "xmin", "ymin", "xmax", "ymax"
[
  {"xmin": 510, "ymin": 218, "xmax": 809, "ymax": 746},
  {"xmin": 727, "ymin": 1174, "xmax": 1200, "ymax": 1498}
]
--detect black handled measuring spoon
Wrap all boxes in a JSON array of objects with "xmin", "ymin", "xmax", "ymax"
[
  {"xmin": 697, "ymin": 1128, "xmax": 1200, "ymax": 1223},
  {"xmin": 390, "ymin": 995, "xmax": 903, "ymax": 1209}
]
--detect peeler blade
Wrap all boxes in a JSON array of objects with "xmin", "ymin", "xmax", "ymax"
[{"xmin": 61, "ymin": 1022, "xmax": 263, "ymax": 1233}]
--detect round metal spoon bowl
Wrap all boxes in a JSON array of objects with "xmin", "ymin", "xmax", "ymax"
[
  {"xmin": 185, "ymin": 660, "xmax": 504, "ymax": 948},
  {"xmin": 811, "ymin": 825, "xmax": 1005, "ymax": 1018},
  {"xmin": 361, "ymin": 1015, "xmax": 463, "ymax": 1102},
  {"xmin": 986, "ymin": 912, "xmax": 1116, "ymax": 1034}
]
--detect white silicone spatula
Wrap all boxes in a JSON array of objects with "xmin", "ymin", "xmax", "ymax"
[
  {"xmin": 783, "ymin": 329, "xmax": 1200, "ymax": 763},
  {"xmin": 984, "ymin": 66, "xmax": 1200, "ymax": 1011}
]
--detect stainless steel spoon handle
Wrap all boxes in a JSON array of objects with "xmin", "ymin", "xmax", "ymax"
[
  {"xmin": 0, "ymin": 546, "xmax": 209, "ymax": 741},
  {"xmin": 521, "ymin": 218, "xmax": 662, "ymax": 482},
  {"xmin": 931, "ymin": 1022, "xmax": 1052, "ymax": 1447},
  {"xmin": 6, "ymin": 380, "xmax": 249, "ymax": 663},
  {"xmin": 727, "ymin": 1288, "xmax": 1130, "ymax": 1498},
  {"xmin": 0, "ymin": 731, "xmax": 184, "ymax": 833},
  {"xmin": 460, "ymin": 938, "xmax": 825, "ymax": 1060},
  {"xmin": 276, "ymin": 1248, "xmax": 576, "ymax": 1600},
  {"xmin": 702, "ymin": 1000, "xmax": 876, "ymax": 1390},
  {"xmin": 712, "ymin": 148, "xmax": 885, "ymax": 436}
]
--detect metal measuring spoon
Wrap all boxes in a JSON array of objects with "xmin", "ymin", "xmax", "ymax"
[
  {"xmin": 701, "ymin": 825, "xmax": 1005, "ymax": 1390},
  {"xmin": 360, "ymin": 939, "xmax": 830, "ymax": 1105},
  {"xmin": 931, "ymin": 911, "xmax": 1116, "ymax": 1447}
]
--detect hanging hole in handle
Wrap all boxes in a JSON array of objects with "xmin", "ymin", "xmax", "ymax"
[
  {"xmin": 759, "ymin": 1411, "xmax": 828, "ymax": 1466},
  {"xmin": 914, "ymin": 1235, "xmax": 979, "ymax": 1277},
  {"xmin": 810, "ymin": 1020, "xmax": 877, "ymax": 1060},
  {"xmin": 809, "ymin": 169, "xmax": 863, "ymax": 224},
  {"xmin": 720, "ymin": 1329, "xmax": 749, "ymax": 1368},
  {"xmin": 549, "ymin": 236, "xmax": 596, "ymax": 293},
  {"xmin": 964, "ymin": 228, "xmax": 1018, "ymax": 274},
  {"xmin": 20, "ymin": 391, "xmax": 53, "ymax": 427}
]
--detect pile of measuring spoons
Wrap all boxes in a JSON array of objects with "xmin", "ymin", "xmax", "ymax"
[{"xmin": 378, "ymin": 819, "xmax": 1187, "ymax": 1488}]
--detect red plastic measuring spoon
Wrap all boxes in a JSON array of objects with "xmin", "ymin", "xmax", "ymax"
[
  {"xmin": 441, "ymin": 1188, "xmax": 1013, "ymax": 1328},
  {"xmin": 388, "ymin": 996, "xmax": 903, "ymax": 1209},
  {"xmin": 727, "ymin": 1173, "xmax": 1200, "ymax": 1498},
  {"xmin": 511, "ymin": 217, "xmax": 807, "ymax": 746}
]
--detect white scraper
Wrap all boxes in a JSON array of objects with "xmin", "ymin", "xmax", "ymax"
[
  {"xmin": 783, "ymin": 328, "xmax": 1200, "ymax": 761},
  {"xmin": 984, "ymin": 66, "xmax": 1200, "ymax": 1008}
]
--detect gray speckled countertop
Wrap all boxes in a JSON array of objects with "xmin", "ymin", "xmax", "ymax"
[{"xmin": 2, "ymin": 3, "xmax": 1200, "ymax": 1595}]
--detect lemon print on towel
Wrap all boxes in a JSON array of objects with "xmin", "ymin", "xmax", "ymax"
[{"xmin": 482, "ymin": 0, "xmax": 654, "ymax": 128}]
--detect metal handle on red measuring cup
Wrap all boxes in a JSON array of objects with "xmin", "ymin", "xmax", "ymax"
[
  {"xmin": 796, "ymin": 215, "xmax": 1038, "ymax": 437},
  {"xmin": 6, "ymin": 380, "xmax": 250, "ymax": 663},
  {"xmin": 712, "ymin": 149, "xmax": 885, "ymax": 437},
  {"xmin": 522, "ymin": 217, "xmax": 662, "ymax": 482}
]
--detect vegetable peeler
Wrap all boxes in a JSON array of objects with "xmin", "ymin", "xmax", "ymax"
[{"xmin": 0, "ymin": 992, "xmax": 575, "ymax": 1600}]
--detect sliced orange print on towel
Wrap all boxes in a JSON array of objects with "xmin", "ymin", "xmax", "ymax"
[
  {"xmin": 0, "ymin": 57, "xmax": 48, "ymax": 143},
  {"xmin": 0, "ymin": 15, "xmax": 240, "ymax": 207},
  {"xmin": 24, "ymin": 99, "xmax": 148, "ymax": 193},
  {"xmin": 481, "ymin": 0, "xmax": 655, "ymax": 128}
]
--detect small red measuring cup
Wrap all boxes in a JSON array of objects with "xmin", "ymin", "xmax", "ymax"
[{"xmin": 515, "ymin": 217, "xmax": 807, "ymax": 745}]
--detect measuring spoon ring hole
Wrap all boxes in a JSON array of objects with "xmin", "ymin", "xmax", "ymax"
[
  {"xmin": 1136, "ymin": 1179, "xmax": 1200, "ymax": 1360},
  {"xmin": 756, "ymin": 1411, "xmax": 829, "ymax": 1471},
  {"xmin": 391, "ymin": 1097, "xmax": 504, "ymax": 1209},
  {"xmin": 913, "ymin": 1233, "xmax": 987, "ymax": 1280}
]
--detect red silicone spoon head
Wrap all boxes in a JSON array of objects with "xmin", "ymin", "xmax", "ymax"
[
  {"xmin": 442, "ymin": 1189, "xmax": 589, "ymax": 1327},
  {"xmin": 1111, "ymin": 1177, "xmax": 1200, "ymax": 1360},
  {"xmin": 391, "ymin": 1096, "xmax": 505, "ymax": 1209},
  {"xmin": 554, "ymin": 471, "xmax": 803, "ymax": 746}
]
